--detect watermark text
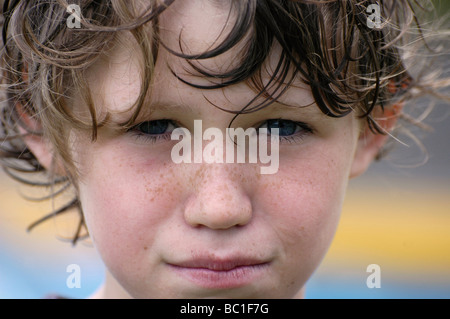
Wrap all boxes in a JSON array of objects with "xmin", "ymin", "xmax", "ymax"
[{"xmin": 171, "ymin": 120, "xmax": 279, "ymax": 175}]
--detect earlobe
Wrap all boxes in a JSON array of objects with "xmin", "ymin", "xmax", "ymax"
[{"xmin": 349, "ymin": 103, "xmax": 403, "ymax": 179}]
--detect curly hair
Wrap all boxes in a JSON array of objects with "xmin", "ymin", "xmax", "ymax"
[{"xmin": 0, "ymin": 0, "xmax": 448, "ymax": 244}]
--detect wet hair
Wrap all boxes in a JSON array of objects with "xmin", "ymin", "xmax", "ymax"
[{"xmin": 0, "ymin": 0, "xmax": 448, "ymax": 244}]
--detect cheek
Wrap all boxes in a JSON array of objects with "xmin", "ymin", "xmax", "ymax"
[
  {"xmin": 76, "ymin": 141, "xmax": 180, "ymax": 272},
  {"xmin": 258, "ymin": 140, "xmax": 353, "ymax": 272}
]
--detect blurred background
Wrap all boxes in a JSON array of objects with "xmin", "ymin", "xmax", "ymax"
[{"xmin": 0, "ymin": 1, "xmax": 449, "ymax": 299}]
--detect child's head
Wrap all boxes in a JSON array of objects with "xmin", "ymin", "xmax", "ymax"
[{"xmin": 0, "ymin": 0, "xmax": 447, "ymax": 298}]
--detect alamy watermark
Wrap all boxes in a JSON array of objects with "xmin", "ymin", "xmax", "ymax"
[
  {"xmin": 170, "ymin": 120, "xmax": 279, "ymax": 175},
  {"xmin": 366, "ymin": 4, "xmax": 382, "ymax": 30},
  {"xmin": 366, "ymin": 264, "xmax": 381, "ymax": 288},
  {"xmin": 66, "ymin": 4, "xmax": 81, "ymax": 29},
  {"xmin": 66, "ymin": 263, "xmax": 81, "ymax": 289}
]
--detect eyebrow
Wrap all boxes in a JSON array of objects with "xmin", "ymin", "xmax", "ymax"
[
  {"xmin": 110, "ymin": 101, "xmax": 196, "ymax": 124},
  {"xmin": 132, "ymin": 98, "xmax": 323, "ymax": 124},
  {"xmin": 149, "ymin": 93, "xmax": 316, "ymax": 112},
  {"xmin": 138, "ymin": 79, "xmax": 317, "ymax": 116},
  {"xmin": 262, "ymin": 101, "xmax": 328, "ymax": 122},
  {"xmin": 147, "ymin": 102, "xmax": 196, "ymax": 114}
]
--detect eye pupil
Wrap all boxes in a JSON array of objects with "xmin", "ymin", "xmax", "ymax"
[
  {"xmin": 267, "ymin": 119, "xmax": 297, "ymax": 136},
  {"xmin": 138, "ymin": 120, "xmax": 169, "ymax": 135}
]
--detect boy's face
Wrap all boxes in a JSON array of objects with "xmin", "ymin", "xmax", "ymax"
[{"xmin": 71, "ymin": 0, "xmax": 365, "ymax": 298}]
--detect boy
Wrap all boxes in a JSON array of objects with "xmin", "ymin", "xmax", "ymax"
[{"xmin": 0, "ymin": 0, "xmax": 448, "ymax": 298}]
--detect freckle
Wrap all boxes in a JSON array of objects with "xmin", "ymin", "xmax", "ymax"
[{"xmin": 143, "ymin": 246, "xmax": 148, "ymax": 250}]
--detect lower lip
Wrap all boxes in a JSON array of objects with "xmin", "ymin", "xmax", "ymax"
[{"xmin": 168, "ymin": 263, "xmax": 270, "ymax": 289}]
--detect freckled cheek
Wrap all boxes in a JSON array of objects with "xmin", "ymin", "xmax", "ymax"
[
  {"xmin": 259, "ymin": 155, "xmax": 348, "ymax": 257},
  {"xmin": 78, "ymin": 149, "xmax": 182, "ymax": 265}
]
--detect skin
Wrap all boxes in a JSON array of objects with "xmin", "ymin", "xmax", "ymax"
[{"xmin": 26, "ymin": 0, "xmax": 394, "ymax": 298}]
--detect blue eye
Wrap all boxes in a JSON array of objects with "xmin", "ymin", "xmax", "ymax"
[
  {"xmin": 259, "ymin": 119, "xmax": 312, "ymax": 143},
  {"xmin": 129, "ymin": 119, "xmax": 178, "ymax": 143},
  {"xmin": 136, "ymin": 120, "xmax": 171, "ymax": 135},
  {"xmin": 265, "ymin": 119, "xmax": 299, "ymax": 136}
]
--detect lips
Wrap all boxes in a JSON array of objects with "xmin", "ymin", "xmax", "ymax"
[
  {"xmin": 168, "ymin": 256, "xmax": 271, "ymax": 289},
  {"xmin": 172, "ymin": 257, "xmax": 268, "ymax": 271}
]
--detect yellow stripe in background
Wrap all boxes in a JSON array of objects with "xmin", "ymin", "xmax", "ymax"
[{"xmin": 324, "ymin": 178, "xmax": 450, "ymax": 280}]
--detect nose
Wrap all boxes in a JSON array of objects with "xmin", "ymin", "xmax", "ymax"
[{"xmin": 183, "ymin": 165, "xmax": 253, "ymax": 230}]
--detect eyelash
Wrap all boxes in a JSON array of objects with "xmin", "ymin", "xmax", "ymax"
[
  {"xmin": 127, "ymin": 120, "xmax": 177, "ymax": 144},
  {"xmin": 260, "ymin": 119, "xmax": 313, "ymax": 144},
  {"xmin": 127, "ymin": 119, "xmax": 313, "ymax": 144},
  {"xmin": 132, "ymin": 132, "xmax": 174, "ymax": 144}
]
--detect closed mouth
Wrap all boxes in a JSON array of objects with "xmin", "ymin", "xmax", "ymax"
[{"xmin": 167, "ymin": 257, "xmax": 271, "ymax": 289}]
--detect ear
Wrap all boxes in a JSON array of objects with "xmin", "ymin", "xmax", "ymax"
[
  {"xmin": 349, "ymin": 103, "xmax": 403, "ymax": 179},
  {"xmin": 16, "ymin": 104, "xmax": 66, "ymax": 176}
]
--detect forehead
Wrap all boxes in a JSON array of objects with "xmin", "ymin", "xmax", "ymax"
[
  {"xmin": 84, "ymin": 0, "xmax": 317, "ymax": 119},
  {"xmin": 159, "ymin": 0, "xmax": 235, "ymax": 46}
]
